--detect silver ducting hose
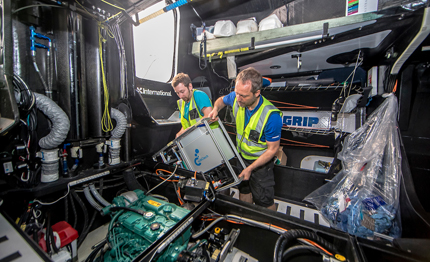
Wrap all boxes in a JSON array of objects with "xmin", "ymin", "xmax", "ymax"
[
  {"xmin": 35, "ymin": 93, "xmax": 70, "ymax": 149},
  {"xmin": 89, "ymin": 183, "xmax": 111, "ymax": 207},
  {"xmin": 108, "ymin": 108, "xmax": 127, "ymax": 165},
  {"xmin": 110, "ymin": 108, "xmax": 127, "ymax": 139},
  {"xmin": 83, "ymin": 186, "xmax": 103, "ymax": 211}
]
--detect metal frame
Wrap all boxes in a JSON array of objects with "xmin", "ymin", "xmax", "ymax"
[{"xmin": 152, "ymin": 118, "xmax": 245, "ymax": 191}]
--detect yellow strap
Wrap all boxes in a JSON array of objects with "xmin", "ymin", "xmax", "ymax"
[
  {"xmin": 139, "ymin": 9, "xmax": 165, "ymax": 24},
  {"xmin": 101, "ymin": 0, "xmax": 125, "ymax": 10},
  {"xmin": 99, "ymin": 24, "xmax": 113, "ymax": 132}
]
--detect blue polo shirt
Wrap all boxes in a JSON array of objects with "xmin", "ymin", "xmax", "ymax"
[
  {"xmin": 223, "ymin": 92, "xmax": 282, "ymax": 142},
  {"xmin": 179, "ymin": 90, "xmax": 212, "ymax": 119}
]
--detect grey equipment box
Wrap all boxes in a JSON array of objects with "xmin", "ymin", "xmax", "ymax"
[
  {"xmin": 153, "ymin": 118, "xmax": 246, "ymax": 191},
  {"xmin": 178, "ymin": 124, "xmax": 234, "ymax": 173}
]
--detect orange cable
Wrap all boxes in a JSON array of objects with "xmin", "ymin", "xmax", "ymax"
[
  {"xmin": 194, "ymin": 171, "xmax": 197, "ymax": 179},
  {"xmin": 281, "ymin": 143, "xmax": 329, "ymax": 148},
  {"xmin": 228, "ymin": 132, "xmax": 328, "ymax": 148},
  {"xmin": 177, "ymin": 188, "xmax": 184, "ymax": 205},
  {"xmin": 155, "ymin": 169, "xmax": 179, "ymax": 182},
  {"xmin": 268, "ymin": 99, "xmax": 318, "ymax": 109},
  {"xmin": 276, "ymin": 106, "xmax": 317, "ymax": 109},
  {"xmin": 392, "ymin": 80, "xmax": 398, "ymax": 93},
  {"xmin": 302, "ymin": 239, "xmax": 333, "ymax": 256},
  {"xmin": 200, "ymin": 216, "xmax": 333, "ymax": 257},
  {"xmin": 281, "ymin": 137, "xmax": 321, "ymax": 146}
]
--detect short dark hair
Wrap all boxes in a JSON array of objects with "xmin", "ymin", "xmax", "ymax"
[
  {"xmin": 172, "ymin": 73, "xmax": 192, "ymax": 88},
  {"xmin": 236, "ymin": 67, "xmax": 262, "ymax": 93}
]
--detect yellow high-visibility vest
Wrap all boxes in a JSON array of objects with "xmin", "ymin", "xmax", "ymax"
[
  {"xmin": 233, "ymin": 96, "xmax": 281, "ymax": 160},
  {"xmin": 177, "ymin": 90, "xmax": 204, "ymax": 129}
]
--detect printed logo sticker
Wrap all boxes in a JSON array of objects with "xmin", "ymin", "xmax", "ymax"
[{"xmin": 194, "ymin": 149, "xmax": 208, "ymax": 166}]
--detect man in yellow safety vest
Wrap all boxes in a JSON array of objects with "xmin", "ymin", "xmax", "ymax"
[
  {"xmin": 209, "ymin": 67, "xmax": 282, "ymax": 210},
  {"xmin": 172, "ymin": 73, "xmax": 213, "ymax": 138}
]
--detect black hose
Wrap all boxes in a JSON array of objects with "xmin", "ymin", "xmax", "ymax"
[
  {"xmin": 282, "ymin": 245, "xmax": 323, "ymax": 261},
  {"xmin": 275, "ymin": 229, "xmax": 338, "ymax": 262},
  {"xmin": 109, "ymin": 206, "xmax": 145, "ymax": 216},
  {"xmin": 123, "ymin": 169, "xmax": 146, "ymax": 192},
  {"xmin": 69, "ymin": 194, "xmax": 78, "ymax": 230},
  {"xmin": 71, "ymin": 189, "xmax": 89, "ymax": 248},
  {"xmin": 273, "ymin": 233, "xmax": 285, "ymax": 262}
]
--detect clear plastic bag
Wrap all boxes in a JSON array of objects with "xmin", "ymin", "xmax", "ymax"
[{"xmin": 304, "ymin": 94, "xmax": 402, "ymax": 239}]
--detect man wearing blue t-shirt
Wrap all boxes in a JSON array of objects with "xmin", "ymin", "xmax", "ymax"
[
  {"xmin": 172, "ymin": 73, "xmax": 213, "ymax": 138},
  {"xmin": 209, "ymin": 67, "xmax": 282, "ymax": 211}
]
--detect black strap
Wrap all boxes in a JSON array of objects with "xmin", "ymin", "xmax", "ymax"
[{"xmin": 199, "ymin": 32, "xmax": 207, "ymax": 70}]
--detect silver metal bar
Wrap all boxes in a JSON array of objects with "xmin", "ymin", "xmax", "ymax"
[
  {"xmin": 217, "ymin": 179, "xmax": 242, "ymax": 192},
  {"xmin": 160, "ymin": 152, "xmax": 167, "ymax": 163},
  {"xmin": 171, "ymin": 147, "xmax": 184, "ymax": 168},
  {"xmin": 254, "ymin": 35, "xmax": 321, "ymax": 50},
  {"xmin": 176, "ymin": 140, "xmax": 192, "ymax": 171},
  {"xmin": 202, "ymin": 119, "xmax": 241, "ymax": 187},
  {"xmin": 218, "ymin": 120, "xmax": 246, "ymax": 170}
]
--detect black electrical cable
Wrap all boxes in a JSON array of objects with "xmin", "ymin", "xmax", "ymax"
[
  {"xmin": 172, "ymin": 182, "xmax": 184, "ymax": 205},
  {"xmin": 64, "ymin": 196, "xmax": 69, "ymax": 223},
  {"xmin": 282, "ymin": 245, "xmax": 324, "ymax": 261},
  {"xmin": 49, "ymin": 219, "xmax": 60, "ymax": 253},
  {"xmin": 13, "ymin": 74, "xmax": 35, "ymax": 112},
  {"xmin": 109, "ymin": 206, "xmax": 145, "ymax": 216},
  {"xmin": 274, "ymin": 229, "xmax": 338, "ymax": 262},
  {"xmin": 71, "ymin": 189, "xmax": 89, "ymax": 248},
  {"xmin": 85, "ymin": 239, "xmax": 107, "ymax": 262},
  {"xmin": 46, "ymin": 212, "xmax": 52, "ymax": 254}
]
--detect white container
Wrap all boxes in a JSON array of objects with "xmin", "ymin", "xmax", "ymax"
[
  {"xmin": 213, "ymin": 20, "xmax": 236, "ymax": 37},
  {"xmin": 259, "ymin": 14, "xmax": 283, "ymax": 31},
  {"xmin": 236, "ymin": 17, "xmax": 258, "ymax": 35}
]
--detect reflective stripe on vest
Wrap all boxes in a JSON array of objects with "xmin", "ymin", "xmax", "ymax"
[
  {"xmin": 233, "ymin": 96, "xmax": 281, "ymax": 160},
  {"xmin": 177, "ymin": 90, "xmax": 202, "ymax": 129}
]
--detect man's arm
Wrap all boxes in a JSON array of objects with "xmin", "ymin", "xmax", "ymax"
[
  {"xmin": 176, "ymin": 127, "xmax": 186, "ymax": 138},
  {"xmin": 238, "ymin": 140, "xmax": 280, "ymax": 180},
  {"xmin": 201, "ymin": 106, "xmax": 213, "ymax": 118},
  {"xmin": 177, "ymin": 106, "xmax": 212, "ymax": 138},
  {"xmin": 208, "ymin": 96, "xmax": 227, "ymax": 120}
]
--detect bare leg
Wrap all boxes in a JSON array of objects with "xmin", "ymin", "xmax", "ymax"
[
  {"xmin": 267, "ymin": 203, "xmax": 277, "ymax": 211},
  {"xmin": 239, "ymin": 193, "xmax": 253, "ymax": 204}
]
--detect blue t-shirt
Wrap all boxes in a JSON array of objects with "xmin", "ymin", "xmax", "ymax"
[
  {"xmin": 179, "ymin": 90, "xmax": 212, "ymax": 119},
  {"xmin": 223, "ymin": 92, "xmax": 282, "ymax": 142}
]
